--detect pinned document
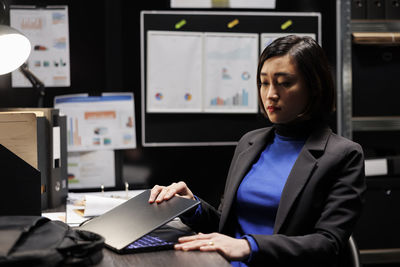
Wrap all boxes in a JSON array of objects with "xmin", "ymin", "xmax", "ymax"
[
  {"xmin": 10, "ymin": 6, "xmax": 71, "ymax": 87},
  {"xmin": 54, "ymin": 92, "xmax": 136, "ymax": 152},
  {"xmin": 67, "ymin": 150, "xmax": 115, "ymax": 189}
]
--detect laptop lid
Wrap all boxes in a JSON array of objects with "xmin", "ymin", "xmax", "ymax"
[{"xmin": 78, "ymin": 189, "xmax": 200, "ymax": 251}]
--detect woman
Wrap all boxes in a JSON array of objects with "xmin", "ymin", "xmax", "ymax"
[{"xmin": 149, "ymin": 35, "xmax": 366, "ymax": 267}]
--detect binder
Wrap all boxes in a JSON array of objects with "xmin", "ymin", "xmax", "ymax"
[
  {"xmin": 367, "ymin": 0, "xmax": 386, "ymax": 19},
  {"xmin": 0, "ymin": 109, "xmax": 68, "ymax": 209},
  {"xmin": 352, "ymin": 0, "xmax": 367, "ymax": 19},
  {"xmin": 385, "ymin": 0, "xmax": 400, "ymax": 19},
  {"xmin": 49, "ymin": 114, "xmax": 68, "ymax": 208}
]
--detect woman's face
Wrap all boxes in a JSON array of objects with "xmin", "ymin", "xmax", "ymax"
[{"xmin": 259, "ymin": 54, "xmax": 310, "ymax": 124}]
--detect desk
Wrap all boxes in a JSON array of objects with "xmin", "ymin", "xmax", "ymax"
[
  {"xmin": 43, "ymin": 191, "xmax": 232, "ymax": 267},
  {"xmin": 98, "ymin": 249, "xmax": 231, "ymax": 267}
]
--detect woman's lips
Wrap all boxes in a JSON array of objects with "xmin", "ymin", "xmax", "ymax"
[{"xmin": 267, "ymin": 106, "xmax": 280, "ymax": 112}]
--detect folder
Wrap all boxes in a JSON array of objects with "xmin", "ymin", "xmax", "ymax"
[
  {"xmin": 0, "ymin": 112, "xmax": 38, "ymax": 168},
  {"xmin": 0, "ymin": 108, "xmax": 68, "ymax": 209},
  {"xmin": 0, "ymin": 114, "xmax": 41, "ymax": 216},
  {"xmin": 367, "ymin": 0, "xmax": 386, "ymax": 19},
  {"xmin": 385, "ymin": 0, "xmax": 400, "ymax": 19}
]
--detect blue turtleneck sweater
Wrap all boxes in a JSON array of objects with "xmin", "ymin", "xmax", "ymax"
[{"xmin": 231, "ymin": 133, "xmax": 305, "ymax": 267}]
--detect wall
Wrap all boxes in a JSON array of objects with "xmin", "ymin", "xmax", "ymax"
[{"xmin": 0, "ymin": 0, "xmax": 337, "ymax": 208}]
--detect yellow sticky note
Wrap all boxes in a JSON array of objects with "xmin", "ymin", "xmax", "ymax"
[
  {"xmin": 281, "ymin": 20, "xmax": 293, "ymax": 30},
  {"xmin": 227, "ymin": 19, "xmax": 239, "ymax": 29},
  {"xmin": 175, "ymin": 19, "xmax": 186, "ymax": 29}
]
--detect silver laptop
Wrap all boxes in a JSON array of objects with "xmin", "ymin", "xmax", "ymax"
[{"xmin": 79, "ymin": 189, "xmax": 200, "ymax": 253}]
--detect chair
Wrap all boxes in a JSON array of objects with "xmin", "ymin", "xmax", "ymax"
[{"xmin": 339, "ymin": 235, "xmax": 362, "ymax": 267}]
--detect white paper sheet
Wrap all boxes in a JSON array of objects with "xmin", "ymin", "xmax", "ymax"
[
  {"xmin": 365, "ymin": 158, "xmax": 388, "ymax": 176},
  {"xmin": 83, "ymin": 194, "xmax": 127, "ymax": 217},
  {"xmin": 54, "ymin": 93, "xmax": 136, "ymax": 152},
  {"xmin": 147, "ymin": 31, "xmax": 203, "ymax": 113},
  {"xmin": 66, "ymin": 190, "xmax": 144, "ymax": 226},
  {"xmin": 67, "ymin": 150, "xmax": 116, "ymax": 189},
  {"xmin": 203, "ymin": 32, "xmax": 259, "ymax": 113},
  {"xmin": 10, "ymin": 6, "xmax": 71, "ymax": 87},
  {"xmin": 171, "ymin": 0, "xmax": 276, "ymax": 9}
]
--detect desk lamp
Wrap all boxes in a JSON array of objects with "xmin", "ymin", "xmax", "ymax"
[
  {"xmin": 19, "ymin": 62, "xmax": 46, "ymax": 107},
  {"xmin": 0, "ymin": 1, "xmax": 46, "ymax": 107},
  {"xmin": 0, "ymin": 0, "xmax": 30, "ymax": 75},
  {"xmin": 0, "ymin": 24, "xmax": 30, "ymax": 75}
]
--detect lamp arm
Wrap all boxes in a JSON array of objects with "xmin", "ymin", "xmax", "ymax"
[{"xmin": 19, "ymin": 63, "xmax": 45, "ymax": 107}]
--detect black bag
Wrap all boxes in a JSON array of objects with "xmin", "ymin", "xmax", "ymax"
[{"xmin": 0, "ymin": 216, "xmax": 104, "ymax": 267}]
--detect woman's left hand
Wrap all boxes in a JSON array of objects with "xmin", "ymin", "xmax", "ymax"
[{"xmin": 174, "ymin": 232, "xmax": 251, "ymax": 261}]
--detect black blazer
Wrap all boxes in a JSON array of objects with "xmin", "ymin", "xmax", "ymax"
[{"xmin": 184, "ymin": 125, "xmax": 366, "ymax": 267}]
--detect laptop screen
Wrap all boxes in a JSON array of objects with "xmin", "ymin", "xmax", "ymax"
[{"xmin": 79, "ymin": 189, "xmax": 200, "ymax": 251}]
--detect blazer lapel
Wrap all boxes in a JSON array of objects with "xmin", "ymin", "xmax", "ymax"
[
  {"xmin": 219, "ymin": 128, "xmax": 274, "ymax": 231},
  {"xmin": 273, "ymin": 126, "xmax": 332, "ymax": 234}
]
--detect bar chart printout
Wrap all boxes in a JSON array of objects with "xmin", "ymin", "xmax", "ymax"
[
  {"xmin": 54, "ymin": 93, "xmax": 136, "ymax": 152},
  {"xmin": 69, "ymin": 117, "xmax": 81, "ymax": 146},
  {"xmin": 204, "ymin": 32, "xmax": 258, "ymax": 113},
  {"xmin": 210, "ymin": 88, "xmax": 249, "ymax": 107}
]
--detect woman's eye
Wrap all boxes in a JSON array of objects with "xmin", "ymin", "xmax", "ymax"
[{"xmin": 278, "ymin": 82, "xmax": 291, "ymax": 87}]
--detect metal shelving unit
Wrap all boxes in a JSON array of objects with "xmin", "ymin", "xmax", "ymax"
[
  {"xmin": 350, "ymin": 19, "xmax": 400, "ymax": 133},
  {"xmin": 340, "ymin": 1, "xmax": 400, "ymax": 265},
  {"xmin": 337, "ymin": 0, "xmax": 353, "ymax": 139}
]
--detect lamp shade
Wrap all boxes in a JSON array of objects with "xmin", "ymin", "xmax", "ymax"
[{"xmin": 0, "ymin": 25, "xmax": 30, "ymax": 75}]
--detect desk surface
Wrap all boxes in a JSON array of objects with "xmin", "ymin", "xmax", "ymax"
[
  {"xmin": 99, "ymin": 248, "xmax": 231, "ymax": 267},
  {"xmin": 44, "ymin": 191, "xmax": 231, "ymax": 266}
]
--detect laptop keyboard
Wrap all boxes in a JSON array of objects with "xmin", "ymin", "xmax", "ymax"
[{"xmin": 125, "ymin": 234, "xmax": 175, "ymax": 252}]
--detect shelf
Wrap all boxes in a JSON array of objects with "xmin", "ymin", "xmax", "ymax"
[
  {"xmin": 352, "ymin": 32, "xmax": 400, "ymax": 44},
  {"xmin": 351, "ymin": 20, "xmax": 400, "ymax": 32},
  {"xmin": 360, "ymin": 248, "xmax": 400, "ymax": 264},
  {"xmin": 352, "ymin": 117, "xmax": 400, "ymax": 131}
]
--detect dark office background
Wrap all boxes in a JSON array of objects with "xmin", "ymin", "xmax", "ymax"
[{"xmin": 0, "ymin": 0, "xmax": 336, "ymax": 208}]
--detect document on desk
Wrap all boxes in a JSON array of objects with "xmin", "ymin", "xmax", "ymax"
[
  {"xmin": 0, "ymin": 113, "xmax": 38, "ymax": 168},
  {"xmin": 83, "ymin": 195, "xmax": 127, "ymax": 217},
  {"xmin": 67, "ymin": 190, "xmax": 144, "ymax": 226}
]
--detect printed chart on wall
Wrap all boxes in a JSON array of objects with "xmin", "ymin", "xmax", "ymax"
[
  {"xmin": 203, "ymin": 33, "xmax": 258, "ymax": 113},
  {"xmin": 146, "ymin": 31, "xmax": 259, "ymax": 113},
  {"xmin": 54, "ymin": 93, "xmax": 136, "ymax": 152},
  {"xmin": 147, "ymin": 31, "xmax": 203, "ymax": 113},
  {"xmin": 10, "ymin": 6, "xmax": 70, "ymax": 87}
]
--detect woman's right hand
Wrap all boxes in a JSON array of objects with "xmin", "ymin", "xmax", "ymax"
[{"xmin": 148, "ymin": 181, "xmax": 195, "ymax": 204}]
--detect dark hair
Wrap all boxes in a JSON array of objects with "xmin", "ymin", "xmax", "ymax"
[{"xmin": 257, "ymin": 35, "xmax": 335, "ymax": 121}]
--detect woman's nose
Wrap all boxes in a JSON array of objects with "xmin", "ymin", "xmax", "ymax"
[{"xmin": 267, "ymin": 86, "xmax": 279, "ymax": 101}]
